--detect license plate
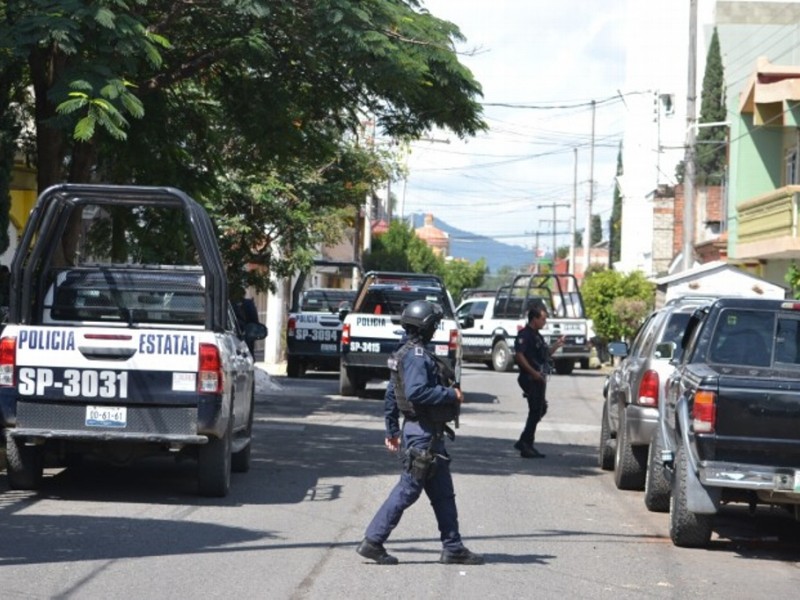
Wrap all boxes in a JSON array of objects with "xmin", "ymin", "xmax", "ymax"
[{"xmin": 85, "ymin": 405, "xmax": 127, "ymax": 428}]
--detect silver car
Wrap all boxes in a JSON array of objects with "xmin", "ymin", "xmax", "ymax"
[{"xmin": 599, "ymin": 297, "xmax": 712, "ymax": 494}]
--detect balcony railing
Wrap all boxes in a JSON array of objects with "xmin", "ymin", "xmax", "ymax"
[{"xmin": 736, "ymin": 185, "xmax": 800, "ymax": 259}]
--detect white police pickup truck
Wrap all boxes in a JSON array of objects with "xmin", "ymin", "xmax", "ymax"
[
  {"xmin": 338, "ymin": 271, "xmax": 461, "ymax": 396},
  {"xmin": 0, "ymin": 184, "xmax": 266, "ymax": 497},
  {"xmin": 456, "ymin": 273, "xmax": 592, "ymax": 375}
]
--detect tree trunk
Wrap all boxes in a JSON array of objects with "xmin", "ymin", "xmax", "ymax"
[{"xmin": 29, "ymin": 46, "xmax": 67, "ymax": 192}]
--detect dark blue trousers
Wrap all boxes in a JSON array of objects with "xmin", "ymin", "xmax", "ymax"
[
  {"xmin": 364, "ymin": 421, "xmax": 464, "ymax": 552},
  {"xmin": 519, "ymin": 378, "xmax": 546, "ymax": 446}
]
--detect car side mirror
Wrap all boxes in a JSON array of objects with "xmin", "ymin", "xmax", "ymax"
[
  {"xmin": 607, "ymin": 341, "xmax": 629, "ymax": 358},
  {"xmin": 245, "ymin": 322, "xmax": 268, "ymax": 341},
  {"xmin": 338, "ymin": 304, "xmax": 351, "ymax": 322},
  {"xmin": 459, "ymin": 315, "xmax": 474, "ymax": 329}
]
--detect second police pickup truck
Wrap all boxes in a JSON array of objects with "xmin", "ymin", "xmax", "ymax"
[
  {"xmin": 0, "ymin": 184, "xmax": 266, "ymax": 497},
  {"xmin": 658, "ymin": 297, "xmax": 800, "ymax": 546},
  {"xmin": 455, "ymin": 273, "xmax": 592, "ymax": 374},
  {"xmin": 338, "ymin": 271, "xmax": 461, "ymax": 396}
]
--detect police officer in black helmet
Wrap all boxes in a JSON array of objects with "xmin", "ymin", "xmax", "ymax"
[{"xmin": 356, "ymin": 299, "xmax": 484, "ymax": 566}]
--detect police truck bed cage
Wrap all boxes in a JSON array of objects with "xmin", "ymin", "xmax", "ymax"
[
  {"xmin": 494, "ymin": 273, "xmax": 585, "ymax": 320},
  {"xmin": 10, "ymin": 184, "xmax": 228, "ymax": 331},
  {"xmin": 352, "ymin": 272, "xmax": 451, "ymax": 316}
]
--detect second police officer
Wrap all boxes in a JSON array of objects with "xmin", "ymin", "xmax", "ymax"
[
  {"xmin": 514, "ymin": 303, "xmax": 565, "ymax": 458},
  {"xmin": 356, "ymin": 299, "xmax": 484, "ymax": 566}
]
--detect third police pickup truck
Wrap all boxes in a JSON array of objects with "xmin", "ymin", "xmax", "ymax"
[{"xmin": 455, "ymin": 273, "xmax": 592, "ymax": 374}]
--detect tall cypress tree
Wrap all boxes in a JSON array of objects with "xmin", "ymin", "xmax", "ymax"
[
  {"xmin": 696, "ymin": 27, "xmax": 727, "ymax": 186},
  {"xmin": 610, "ymin": 142, "xmax": 622, "ymax": 264}
]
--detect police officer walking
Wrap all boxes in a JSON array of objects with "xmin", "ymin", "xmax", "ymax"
[
  {"xmin": 356, "ymin": 300, "xmax": 484, "ymax": 566},
  {"xmin": 514, "ymin": 304, "xmax": 564, "ymax": 459}
]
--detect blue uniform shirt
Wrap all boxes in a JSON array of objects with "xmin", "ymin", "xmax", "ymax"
[{"xmin": 514, "ymin": 325, "xmax": 549, "ymax": 386}]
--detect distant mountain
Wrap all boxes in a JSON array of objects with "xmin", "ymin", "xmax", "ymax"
[{"xmin": 408, "ymin": 213, "xmax": 533, "ymax": 273}]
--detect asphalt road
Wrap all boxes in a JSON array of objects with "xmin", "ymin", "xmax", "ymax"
[{"xmin": 1, "ymin": 363, "xmax": 799, "ymax": 599}]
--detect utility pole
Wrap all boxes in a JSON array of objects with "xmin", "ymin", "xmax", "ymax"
[
  {"xmin": 682, "ymin": 0, "xmax": 698, "ymax": 272},
  {"xmin": 538, "ymin": 202, "xmax": 570, "ymax": 269},
  {"xmin": 571, "ymin": 147, "xmax": 578, "ymax": 278},
  {"xmin": 583, "ymin": 100, "xmax": 596, "ymax": 274}
]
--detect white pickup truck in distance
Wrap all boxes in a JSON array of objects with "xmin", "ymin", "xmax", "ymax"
[
  {"xmin": 0, "ymin": 184, "xmax": 267, "ymax": 497},
  {"xmin": 456, "ymin": 273, "xmax": 592, "ymax": 375}
]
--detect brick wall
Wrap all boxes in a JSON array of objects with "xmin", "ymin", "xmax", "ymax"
[{"xmin": 672, "ymin": 184, "xmax": 723, "ymax": 258}]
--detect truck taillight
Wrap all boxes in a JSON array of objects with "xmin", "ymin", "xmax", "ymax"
[
  {"xmin": 287, "ymin": 316, "xmax": 297, "ymax": 338},
  {"xmin": 692, "ymin": 390, "xmax": 716, "ymax": 433},
  {"xmin": 0, "ymin": 336, "xmax": 16, "ymax": 387},
  {"xmin": 198, "ymin": 343, "xmax": 223, "ymax": 393},
  {"xmin": 449, "ymin": 328, "xmax": 459, "ymax": 352},
  {"xmin": 637, "ymin": 370, "xmax": 659, "ymax": 407},
  {"xmin": 341, "ymin": 323, "xmax": 351, "ymax": 346}
]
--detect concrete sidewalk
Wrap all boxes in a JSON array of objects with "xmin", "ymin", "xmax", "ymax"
[{"xmin": 256, "ymin": 360, "xmax": 286, "ymax": 377}]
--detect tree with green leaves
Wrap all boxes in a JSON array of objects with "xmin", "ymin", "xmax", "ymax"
[
  {"xmin": 363, "ymin": 220, "xmax": 443, "ymax": 275},
  {"xmin": 581, "ymin": 268, "xmax": 654, "ymax": 342},
  {"xmin": 362, "ymin": 220, "xmax": 485, "ymax": 300},
  {"xmin": 441, "ymin": 258, "xmax": 486, "ymax": 302},
  {"xmin": 696, "ymin": 27, "xmax": 727, "ymax": 186},
  {"xmin": 0, "ymin": 0, "xmax": 485, "ymax": 294},
  {"xmin": 591, "ymin": 214, "xmax": 603, "ymax": 245}
]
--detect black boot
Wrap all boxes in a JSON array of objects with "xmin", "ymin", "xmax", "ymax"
[
  {"xmin": 356, "ymin": 539, "xmax": 399, "ymax": 565},
  {"xmin": 439, "ymin": 547, "xmax": 485, "ymax": 565},
  {"xmin": 514, "ymin": 439, "xmax": 537, "ymax": 458}
]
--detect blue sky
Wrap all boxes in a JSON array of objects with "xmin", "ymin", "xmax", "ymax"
[{"xmin": 400, "ymin": 1, "xmax": 630, "ymax": 254}]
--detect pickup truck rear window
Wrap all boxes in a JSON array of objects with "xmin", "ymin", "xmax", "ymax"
[
  {"xmin": 300, "ymin": 290, "xmax": 356, "ymax": 313},
  {"xmin": 709, "ymin": 309, "xmax": 774, "ymax": 367},
  {"xmin": 357, "ymin": 287, "xmax": 453, "ymax": 318},
  {"xmin": 46, "ymin": 269, "xmax": 205, "ymax": 325}
]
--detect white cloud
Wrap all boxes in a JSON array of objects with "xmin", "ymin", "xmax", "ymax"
[{"xmin": 400, "ymin": 1, "xmax": 629, "ymax": 253}]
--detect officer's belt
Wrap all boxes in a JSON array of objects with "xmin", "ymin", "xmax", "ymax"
[{"xmin": 402, "ymin": 415, "xmax": 455, "ymax": 441}]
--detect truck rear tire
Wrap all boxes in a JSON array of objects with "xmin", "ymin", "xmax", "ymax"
[
  {"xmin": 339, "ymin": 363, "xmax": 357, "ymax": 396},
  {"xmin": 5, "ymin": 434, "xmax": 43, "ymax": 491},
  {"xmin": 644, "ymin": 431, "xmax": 670, "ymax": 512},
  {"xmin": 613, "ymin": 406, "xmax": 647, "ymax": 490},
  {"xmin": 491, "ymin": 340, "xmax": 514, "ymax": 372},
  {"xmin": 198, "ymin": 417, "xmax": 232, "ymax": 497},
  {"xmin": 232, "ymin": 394, "xmax": 254, "ymax": 473},
  {"xmin": 554, "ymin": 359, "xmax": 574, "ymax": 375},
  {"xmin": 598, "ymin": 402, "xmax": 615, "ymax": 470},
  {"xmin": 669, "ymin": 444, "xmax": 713, "ymax": 547},
  {"xmin": 287, "ymin": 356, "xmax": 304, "ymax": 378}
]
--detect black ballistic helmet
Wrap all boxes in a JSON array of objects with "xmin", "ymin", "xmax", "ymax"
[{"xmin": 401, "ymin": 299, "xmax": 443, "ymax": 336}]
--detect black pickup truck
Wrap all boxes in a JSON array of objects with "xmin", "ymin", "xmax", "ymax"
[{"xmin": 658, "ymin": 297, "xmax": 800, "ymax": 547}]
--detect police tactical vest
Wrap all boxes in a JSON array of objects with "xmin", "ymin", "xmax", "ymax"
[{"xmin": 389, "ymin": 340, "xmax": 458, "ymax": 425}]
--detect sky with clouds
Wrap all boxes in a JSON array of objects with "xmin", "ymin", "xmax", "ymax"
[{"xmin": 399, "ymin": 1, "xmax": 630, "ymax": 255}]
